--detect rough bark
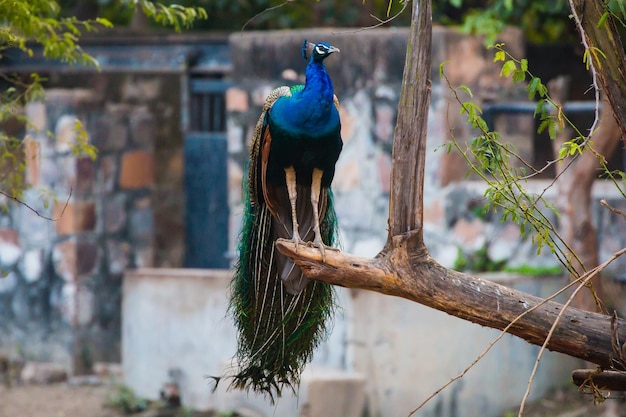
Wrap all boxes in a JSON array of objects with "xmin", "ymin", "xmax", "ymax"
[
  {"xmin": 572, "ymin": 369, "xmax": 626, "ymax": 391},
  {"xmin": 386, "ymin": 0, "xmax": 431, "ymax": 244},
  {"xmin": 277, "ymin": 239, "xmax": 626, "ymax": 369},
  {"xmin": 276, "ymin": 0, "xmax": 626, "ymax": 370}
]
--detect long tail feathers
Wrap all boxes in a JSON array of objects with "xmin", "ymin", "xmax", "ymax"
[{"xmin": 228, "ymin": 179, "xmax": 338, "ymax": 400}]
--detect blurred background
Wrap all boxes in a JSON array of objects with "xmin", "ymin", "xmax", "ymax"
[{"xmin": 1, "ymin": 1, "xmax": 625, "ymax": 416}]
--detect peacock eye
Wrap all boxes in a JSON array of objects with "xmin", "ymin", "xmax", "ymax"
[{"xmin": 315, "ymin": 45, "xmax": 326, "ymax": 55}]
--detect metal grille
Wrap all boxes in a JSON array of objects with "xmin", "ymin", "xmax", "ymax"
[{"xmin": 189, "ymin": 78, "xmax": 228, "ymax": 133}]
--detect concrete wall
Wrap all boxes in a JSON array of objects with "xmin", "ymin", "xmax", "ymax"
[{"xmin": 122, "ymin": 269, "xmax": 579, "ymax": 417}]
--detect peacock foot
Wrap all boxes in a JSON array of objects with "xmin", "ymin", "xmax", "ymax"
[
  {"xmin": 291, "ymin": 234, "xmax": 307, "ymax": 254},
  {"xmin": 307, "ymin": 237, "xmax": 340, "ymax": 263}
]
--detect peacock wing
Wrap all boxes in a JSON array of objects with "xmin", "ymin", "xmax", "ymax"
[{"xmin": 249, "ymin": 86, "xmax": 292, "ymax": 208}]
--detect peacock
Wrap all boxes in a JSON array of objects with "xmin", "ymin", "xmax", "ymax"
[{"xmin": 229, "ymin": 40, "xmax": 343, "ymax": 398}]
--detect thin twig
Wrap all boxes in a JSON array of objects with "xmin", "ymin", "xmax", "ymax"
[
  {"xmin": 568, "ymin": 0, "xmax": 602, "ymax": 137},
  {"xmin": 406, "ymin": 259, "xmax": 610, "ymax": 416},
  {"xmin": 240, "ymin": 0, "xmax": 295, "ymax": 33},
  {"xmin": 332, "ymin": 0, "xmax": 409, "ymax": 35},
  {"xmin": 518, "ymin": 248, "xmax": 626, "ymax": 416},
  {"xmin": 600, "ymin": 199, "xmax": 626, "ymax": 222},
  {"xmin": 0, "ymin": 188, "xmax": 72, "ymax": 221}
]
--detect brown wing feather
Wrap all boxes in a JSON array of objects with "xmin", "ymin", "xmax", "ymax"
[
  {"xmin": 249, "ymin": 86, "xmax": 291, "ymax": 207},
  {"xmin": 260, "ymin": 126, "xmax": 279, "ymax": 219}
]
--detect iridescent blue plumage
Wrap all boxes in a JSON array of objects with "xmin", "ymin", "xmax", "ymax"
[
  {"xmin": 229, "ymin": 41, "xmax": 342, "ymax": 398},
  {"xmin": 266, "ymin": 42, "xmax": 342, "ymax": 189}
]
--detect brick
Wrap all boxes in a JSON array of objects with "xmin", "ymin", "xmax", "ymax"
[
  {"xmin": 0, "ymin": 272, "xmax": 17, "ymax": 294},
  {"xmin": 226, "ymin": 87, "xmax": 249, "ymax": 112},
  {"xmin": 54, "ymin": 115, "xmax": 79, "ymax": 153},
  {"xmin": 20, "ymin": 248, "xmax": 44, "ymax": 283},
  {"xmin": 23, "ymin": 135, "xmax": 41, "ymax": 186},
  {"xmin": 129, "ymin": 198, "xmax": 153, "ymax": 244},
  {"xmin": 97, "ymin": 155, "xmax": 117, "ymax": 193},
  {"xmin": 91, "ymin": 110, "xmax": 129, "ymax": 152},
  {"xmin": 0, "ymin": 229, "xmax": 21, "ymax": 267},
  {"xmin": 374, "ymin": 103, "xmax": 395, "ymax": 144},
  {"xmin": 107, "ymin": 240, "xmax": 130, "ymax": 275},
  {"xmin": 119, "ymin": 150, "xmax": 154, "ymax": 189},
  {"xmin": 56, "ymin": 156, "xmax": 78, "ymax": 193},
  {"xmin": 377, "ymin": 153, "xmax": 392, "ymax": 194},
  {"xmin": 251, "ymin": 84, "xmax": 273, "ymax": 106},
  {"xmin": 54, "ymin": 201, "xmax": 96, "ymax": 235},
  {"xmin": 25, "ymin": 101, "xmax": 47, "ymax": 131},
  {"xmin": 53, "ymin": 239, "xmax": 76, "ymax": 282},
  {"xmin": 452, "ymin": 218, "xmax": 487, "ymax": 251},
  {"xmin": 103, "ymin": 195, "xmax": 127, "ymax": 234},
  {"xmin": 76, "ymin": 157, "xmax": 95, "ymax": 196},
  {"xmin": 339, "ymin": 106, "xmax": 356, "ymax": 144},
  {"xmin": 0, "ymin": 229, "xmax": 19, "ymax": 246},
  {"xmin": 77, "ymin": 240, "xmax": 98, "ymax": 275},
  {"xmin": 333, "ymin": 160, "xmax": 360, "ymax": 192},
  {"xmin": 76, "ymin": 285, "xmax": 94, "ymax": 326},
  {"xmin": 423, "ymin": 199, "xmax": 444, "ymax": 227},
  {"xmin": 129, "ymin": 106, "xmax": 155, "ymax": 147}
]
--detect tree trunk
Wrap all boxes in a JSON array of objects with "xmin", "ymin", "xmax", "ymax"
[
  {"xmin": 572, "ymin": 0, "xmax": 626, "ymax": 146},
  {"xmin": 549, "ymin": 77, "xmax": 619, "ymax": 312}
]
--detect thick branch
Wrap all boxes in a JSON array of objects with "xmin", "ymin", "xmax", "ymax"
[
  {"xmin": 276, "ymin": 238, "xmax": 626, "ymax": 369},
  {"xmin": 387, "ymin": 0, "xmax": 431, "ymax": 241}
]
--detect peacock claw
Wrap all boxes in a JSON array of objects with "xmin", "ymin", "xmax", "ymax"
[
  {"xmin": 291, "ymin": 234, "xmax": 306, "ymax": 254},
  {"xmin": 307, "ymin": 239, "xmax": 339, "ymax": 263}
]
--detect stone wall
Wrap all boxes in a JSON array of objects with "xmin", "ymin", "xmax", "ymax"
[
  {"xmin": 0, "ymin": 72, "xmax": 183, "ymax": 372},
  {"xmin": 227, "ymin": 27, "xmax": 532, "ymax": 264},
  {"xmin": 226, "ymin": 27, "xmax": 626, "ymax": 277}
]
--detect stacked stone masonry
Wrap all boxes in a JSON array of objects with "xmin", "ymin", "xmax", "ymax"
[{"xmin": 0, "ymin": 72, "xmax": 182, "ymax": 372}]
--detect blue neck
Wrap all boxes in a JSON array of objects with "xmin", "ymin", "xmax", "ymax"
[
  {"xmin": 301, "ymin": 60, "xmax": 335, "ymax": 104},
  {"xmin": 270, "ymin": 58, "xmax": 338, "ymax": 134}
]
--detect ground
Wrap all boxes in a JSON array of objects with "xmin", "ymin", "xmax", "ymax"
[
  {"xmin": 0, "ymin": 383, "xmax": 216, "ymax": 417},
  {"xmin": 0, "ymin": 383, "xmax": 124, "ymax": 417},
  {"xmin": 1, "ymin": 382, "xmax": 625, "ymax": 417},
  {"xmin": 497, "ymin": 387, "xmax": 626, "ymax": 417}
]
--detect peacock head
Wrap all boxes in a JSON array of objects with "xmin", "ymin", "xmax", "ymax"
[{"xmin": 302, "ymin": 40, "xmax": 340, "ymax": 63}]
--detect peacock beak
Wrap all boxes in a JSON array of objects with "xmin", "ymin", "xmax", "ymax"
[{"xmin": 329, "ymin": 46, "xmax": 340, "ymax": 54}]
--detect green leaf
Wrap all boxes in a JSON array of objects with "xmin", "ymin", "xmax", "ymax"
[
  {"xmin": 439, "ymin": 61, "xmax": 449, "ymax": 78},
  {"xmin": 548, "ymin": 120, "xmax": 557, "ymax": 140},
  {"xmin": 494, "ymin": 50, "xmax": 505, "ymax": 62},
  {"xmin": 500, "ymin": 60, "xmax": 517, "ymax": 77},
  {"xmin": 598, "ymin": 11, "xmax": 609, "ymax": 28},
  {"xmin": 527, "ymin": 77, "xmax": 540, "ymax": 100},
  {"xmin": 458, "ymin": 84, "xmax": 473, "ymax": 97},
  {"xmin": 96, "ymin": 18, "xmax": 114, "ymax": 28},
  {"xmin": 512, "ymin": 69, "xmax": 525, "ymax": 83},
  {"xmin": 537, "ymin": 119, "xmax": 551, "ymax": 135},
  {"xmin": 520, "ymin": 58, "xmax": 528, "ymax": 72}
]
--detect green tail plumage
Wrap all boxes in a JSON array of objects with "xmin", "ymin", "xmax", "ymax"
[
  {"xmin": 228, "ymin": 41, "xmax": 342, "ymax": 400},
  {"xmin": 229, "ymin": 176, "xmax": 338, "ymax": 398}
]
